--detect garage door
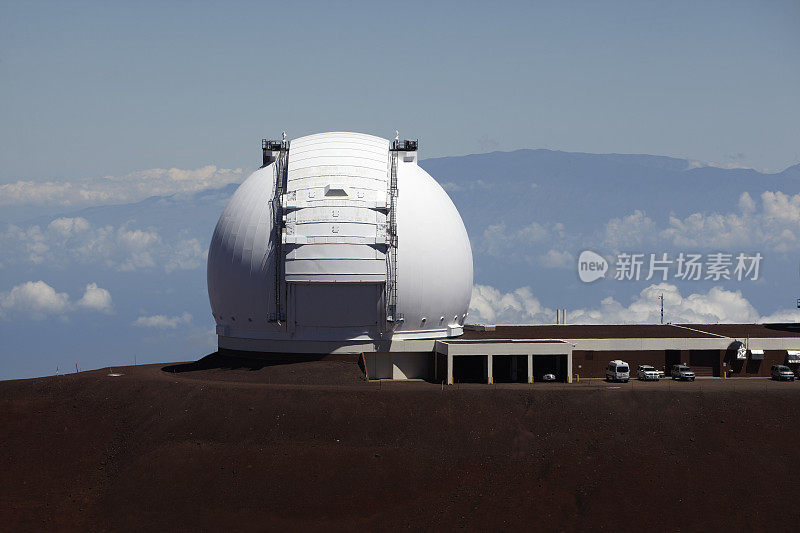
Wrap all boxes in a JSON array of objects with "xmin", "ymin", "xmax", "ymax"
[{"xmin": 689, "ymin": 350, "xmax": 720, "ymax": 377}]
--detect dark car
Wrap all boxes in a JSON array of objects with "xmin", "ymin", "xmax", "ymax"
[{"xmin": 771, "ymin": 365, "xmax": 795, "ymax": 381}]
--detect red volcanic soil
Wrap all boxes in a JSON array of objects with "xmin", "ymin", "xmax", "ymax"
[{"xmin": 2, "ymin": 353, "xmax": 800, "ymax": 531}]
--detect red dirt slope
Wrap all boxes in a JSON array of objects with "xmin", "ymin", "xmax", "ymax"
[{"xmin": 2, "ymin": 355, "xmax": 800, "ymax": 531}]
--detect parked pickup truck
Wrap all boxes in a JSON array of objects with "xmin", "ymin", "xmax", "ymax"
[{"xmin": 671, "ymin": 364, "xmax": 696, "ymax": 381}]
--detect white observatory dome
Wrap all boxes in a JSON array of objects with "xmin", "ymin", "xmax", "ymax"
[{"xmin": 207, "ymin": 132, "xmax": 473, "ymax": 353}]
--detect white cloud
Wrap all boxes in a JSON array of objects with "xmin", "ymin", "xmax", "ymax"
[
  {"xmin": 658, "ymin": 191, "xmax": 800, "ymax": 251},
  {"xmin": 48, "ymin": 216, "xmax": 91, "ymax": 237},
  {"xmin": 133, "ymin": 312, "xmax": 192, "ymax": 329},
  {"xmin": 468, "ymin": 282, "xmax": 784, "ymax": 325},
  {"xmin": 1, "ymin": 218, "xmax": 205, "ymax": 272},
  {"xmin": 165, "ymin": 238, "xmax": 207, "ymax": 273},
  {"xmin": 540, "ymin": 249, "xmax": 573, "ymax": 269},
  {"xmin": 76, "ymin": 283, "xmax": 113, "ymax": 313},
  {"xmin": 480, "ymin": 221, "xmax": 554, "ymax": 257},
  {"xmin": 760, "ymin": 309, "xmax": 800, "ymax": 323},
  {"xmin": 469, "ymin": 284, "xmax": 555, "ymax": 324},
  {"xmin": 761, "ymin": 190, "xmax": 800, "ymax": 223},
  {"xmin": 0, "ymin": 165, "xmax": 245, "ymax": 208},
  {"xmin": 738, "ymin": 192, "xmax": 756, "ymax": 214},
  {"xmin": 0, "ymin": 280, "xmax": 112, "ymax": 319},
  {"xmin": 602, "ymin": 191, "xmax": 800, "ymax": 253},
  {"xmin": 687, "ymin": 160, "xmax": 768, "ymax": 172},
  {"xmin": 603, "ymin": 210, "xmax": 656, "ymax": 251},
  {"xmin": 0, "ymin": 281, "xmax": 70, "ymax": 318}
]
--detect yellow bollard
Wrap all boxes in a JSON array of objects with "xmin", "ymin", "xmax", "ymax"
[{"xmin": 576, "ymin": 374, "xmax": 580, "ymax": 383}]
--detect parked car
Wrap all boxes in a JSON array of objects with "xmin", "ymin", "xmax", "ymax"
[
  {"xmin": 637, "ymin": 365, "xmax": 660, "ymax": 381},
  {"xmin": 771, "ymin": 365, "xmax": 795, "ymax": 381},
  {"xmin": 671, "ymin": 364, "xmax": 696, "ymax": 381},
  {"xmin": 606, "ymin": 360, "xmax": 630, "ymax": 382},
  {"xmin": 542, "ymin": 373, "xmax": 556, "ymax": 382}
]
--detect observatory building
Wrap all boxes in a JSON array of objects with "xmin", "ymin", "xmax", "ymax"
[
  {"xmin": 208, "ymin": 131, "xmax": 800, "ymax": 384},
  {"xmin": 207, "ymin": 131, "xmax": 473, "ymax": 378}
]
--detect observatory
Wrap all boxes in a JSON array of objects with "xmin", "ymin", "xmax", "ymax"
[
  {"xmin": 207, "ymin": 131, "xmax": 473, "ymax": 363},
  {"xmin": 206, "ymin": 132, "xmax": 800, "ymax": 384}
]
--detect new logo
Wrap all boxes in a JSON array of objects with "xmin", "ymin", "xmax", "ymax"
[{"xmin": 578, "ymin": 250, "xmax": 608, "ymax": 283}]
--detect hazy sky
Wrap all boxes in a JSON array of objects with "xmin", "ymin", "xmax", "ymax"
[{"xmin": 2, "ymin": 0, "xmax": 799, "ymax": 182}]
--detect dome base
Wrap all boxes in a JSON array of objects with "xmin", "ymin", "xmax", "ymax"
[{"xmin": 218, "ymin": 335, "xmax": 451, "ymax": 354}]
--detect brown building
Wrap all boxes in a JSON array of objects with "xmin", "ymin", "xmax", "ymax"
[{"xmin": 418, "ymin": 323, "xmax": 800, "ymax": 384}]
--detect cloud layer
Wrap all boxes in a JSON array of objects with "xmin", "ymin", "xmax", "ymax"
[
  {"xmin": 605, "ymin": 191, "xmax": 800, "ymax": 253},
  {"xmin": 1, "ymin": 217, "xmax": 206, "ymax": 272},
  {"xmin": 0, "ymin": 165, "xmax": 245, "ymax": 208},
  {"xmin": 476, "ymin": 190, "xmax": 800, "ymax": 274},
  {"xmin": 469, "ymin": 282, "xmax": 799, "ymax": 325}
]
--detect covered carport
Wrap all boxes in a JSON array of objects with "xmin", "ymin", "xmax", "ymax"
[
  {"xmin": 492, "ymin": 355, "xmax": 529, "ymax": 383},
  {"xmin": 435, "ymin": 339, "xmax": 573, "ymax": 385}
]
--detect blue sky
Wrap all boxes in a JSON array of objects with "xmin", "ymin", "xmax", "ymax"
[{"xmin": 1, "ymin": 0, "xmax": 798, "ymax": 182}]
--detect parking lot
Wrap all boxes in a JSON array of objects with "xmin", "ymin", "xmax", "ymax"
[
  {"xmin": 426, "ymin": 375, "xmax": 800, "ymax": 392},
  {"xmin": 549, "ymin": 375, "xmax": 799, "ymax": 392}
]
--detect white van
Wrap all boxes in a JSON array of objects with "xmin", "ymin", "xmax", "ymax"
[{"xmin": 606, "ymin": 360, "xmax": 630, "ymax": 382}]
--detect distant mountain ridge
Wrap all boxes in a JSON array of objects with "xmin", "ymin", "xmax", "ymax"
[{"xmin": 420, "ymin": 149, "xmax": 800, "ymax": 236}]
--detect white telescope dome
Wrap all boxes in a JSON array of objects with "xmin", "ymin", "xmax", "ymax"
[{"xmin": 207, "ymin": 131, "xmax": 472, "ymax": 352}]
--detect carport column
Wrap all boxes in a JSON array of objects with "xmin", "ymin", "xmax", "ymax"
[
  {"xmin": 567, "ymin": 349, "xmax": 573, "ymax": 384},
  {"xmin": 447, "ymin": 353, "xmax": 453, "ymax": 385},
  {"xmin": 527, "ymin": 354, "xmax": 533, "ymax": 383},
  {"xmin": 487, "ymin": 354, "xmax": 493, "ymax": 384}
]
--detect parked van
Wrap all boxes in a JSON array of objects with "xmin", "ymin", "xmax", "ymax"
[{"xmin": 606, "ymin": 360, "xmax": 630, "ymax": 382}]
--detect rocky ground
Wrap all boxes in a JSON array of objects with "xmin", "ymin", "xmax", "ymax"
[{"xmin": 2, "ymin": 353, "xmax": 799, "ymax": 531}]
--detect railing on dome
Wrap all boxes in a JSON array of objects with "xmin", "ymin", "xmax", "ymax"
[
  {"xmin": 386, "ymin": 138, "xmax": 418, "ymax": 326},
  {"xmin": 263, "ymin": 136, "xmax": 290, "ymax": 323}
]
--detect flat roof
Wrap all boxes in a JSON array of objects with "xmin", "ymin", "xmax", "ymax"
[
  {"xmin": 461, "ymin": 323, "xmax": 800, "ymax": 340},
  {"xmin": 439, "ymin": 339, "xmax": 569, "ymax": 344}
]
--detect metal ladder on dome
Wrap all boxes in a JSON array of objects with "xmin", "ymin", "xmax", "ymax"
[
  {"xmin": 386, "ymin": 144, "xmax": 400, "ymax": 324},
  {"xmin": 264, "ymin": 135, "xmax": 289, "ymax": 323},
  {"xmin": 386, "ymin": 136, "xmax": 417, "ymax": 326}
]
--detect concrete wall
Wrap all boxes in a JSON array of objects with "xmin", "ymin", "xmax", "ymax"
[
  {"xmin": 365, "ymin": 352, "xmax": 431, "ymax": 380},
  {"xmin": 365, "ymin": 352, "xmax": 393, "ymax": 379},
  {"xmin": 391, "ymin": 353, "xmax": 431, "ymax": 380}
]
